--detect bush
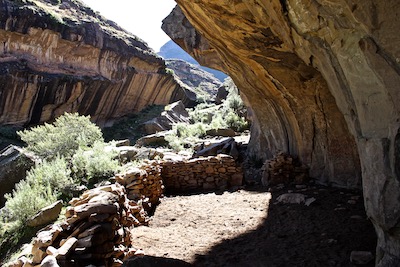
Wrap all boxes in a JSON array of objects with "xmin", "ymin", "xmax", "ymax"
[
  {"xmin": 71, "ymin": 141, "xmax": 120, "ymax": 184},
  {"xmin": 225, "ymin": 111, "xmax": 248, "ymax": 132},
  {"xmin": 3, "ymin": 157, "xmax": 71, "ymax": 223},
  {"xmin": 165, "ymin": 123, "xmax": 206, "ymax": 152},
  {"xmin": 18, "ymin": 113, "xmax": 103, "ymax": 160},
  {"xmin": 3, "ymin": 180, "xmax": 55, "ymax": 223}
]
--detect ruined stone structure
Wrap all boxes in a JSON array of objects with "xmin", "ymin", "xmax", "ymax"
[
  {"xmin": 0, "ymin": 0, "xmax": 188, "ymax": 127},
  {"xmin": 161, "ymin": 154, "xmax": 243, "ymax": 192},
  {"xmin": 163, "ymin": 1, "xmax": 400, "ymax": 265}
]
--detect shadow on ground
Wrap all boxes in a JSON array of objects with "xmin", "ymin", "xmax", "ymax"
[
  {"xmin": 125, "ymin": 185, "xmax": 376, "ymax": 267},
  {"xmin": 123, "ymin": 255, "xmax": 192, "ymax": 267},
  {"xmin": 192, "ymin": 186, "xmax": 377, "ymax": 267}
]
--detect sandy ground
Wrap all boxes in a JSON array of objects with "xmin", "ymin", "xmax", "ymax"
[{"xmin": 123, "ymin": 185, "xmax": 376, "ymax": 267}]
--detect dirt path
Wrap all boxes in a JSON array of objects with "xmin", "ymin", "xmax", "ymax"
[{"xmin": 124, "ymin": 185, "xmax": 376, "ymax": 267}]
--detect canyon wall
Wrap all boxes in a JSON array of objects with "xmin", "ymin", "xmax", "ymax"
[
  {"xmin": 164, "ymin": 1, "xmax": 400, "ymax": 266},
  {"xmin": 0, "ymin": 0, "xmax": 187, "ymax": 127}
]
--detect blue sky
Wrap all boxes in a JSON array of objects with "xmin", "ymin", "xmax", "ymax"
[{"xmin": 80, "ymin": 0, "xmax": 176, "ymax": 51}]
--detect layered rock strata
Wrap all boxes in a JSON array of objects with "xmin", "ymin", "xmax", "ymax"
[
  {"xmin": 0, "ymin": 0, "xmax": 186, "ymax": 127},
  {"xmin": 164, "ymin": 1, "xmax": 400, "ymax": 265}
]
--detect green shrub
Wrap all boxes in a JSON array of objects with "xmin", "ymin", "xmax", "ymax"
[
  {"xmin": 3, "ymin": 180, "xmax": 55, "ymax": 223},
  {"xmin": 165, "ymin": 123, "xmax": 207, "ymax": 152},
  {"xmin": 71, "ymin": 141, "xmax": 120, "ymax": 184},
  {"xmin": 18, "ymin": 113, "xmax": 103, "ymax": 160},
  {"xmin": 3, "ymin": 157, "xmax": 71, "ymax": 223},
  {"xmin": 30, "ymin": 157, "xmax": 72, "ymax": 192},
  {"xmin": 225, "ymin": 111, "xmax": 248, "ymax": 132}
]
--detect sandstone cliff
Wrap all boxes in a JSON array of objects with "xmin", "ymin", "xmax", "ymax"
[
  {"xmin": 0, "ymin": 0, "xmax": 187, "ymax": 127},
  {"xmin": 164, "ymin": 1, "xmax": 400, "ymax": 266}
]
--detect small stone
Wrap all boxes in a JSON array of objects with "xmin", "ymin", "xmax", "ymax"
[
  {"xmin": 7, "ymin": 256, "xmax": 29, "ymax": 267},
  {"xmin": 205, "ymin": 166, "xmax": 214, "ymax": 174},
  {"xmin": 350, "ymin": 251, "xmax": 374, "ymax": 265},
  {"xmin": 56, "ymin": 237, "xmax": 78, "ymax": 259},
  {"xmin": 46, "ymin": 246, "xmax": 58, "ymax": 256},
  {"xmin": 305, "ymin": 197, "xmax": 316, "ymax": 206},
  {"xmin": 134, "ymin": 249, "xmax": 145, "ymax": 256},
  {"xmin": 31, "ymin": 246, "xmax": 46, "ymax": 264},
  {"xmin": 276, "ymin": 193, "xmax": 306, "ymax": 204},
  {"xmin": 347, "ymin": 199, "xmax": 357, "ymax": 205},
  {"xmin": 41, "ymin": 255, "xmax": 60, "ymax": 267}
]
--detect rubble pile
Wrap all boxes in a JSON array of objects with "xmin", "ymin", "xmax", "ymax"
[
  {"xmin": 261, "ymin": 152, "xmax": 309, "ymax": 186},
  {"xmin": 25, "ymin": 184, "xmax": 146, "ymax": 267},
  {"xmin": 114, "ymin": 162, "xmax": 164, "ymax": 210},
  {"xmin": 161, "ymin": 154, "xmax": 243, "ymax": 192}
]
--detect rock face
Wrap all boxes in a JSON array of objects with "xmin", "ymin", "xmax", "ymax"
[
  {"xmin": 158, "ymin": 40, "xmax": 227, "ymax": 81},
  {"xmin": 163, "ymin": 1, "xmax": 400, "ymax": 265},
  {"xmin": 165, "ymin": 59, "xmax": 221, "ymax": 101},
  {"xmin": 143, "ymin": 100, "xmax": 191, "ymax": 134},
  {"xmin": 0, "ymin": 145, "xmax": 35, "ymax": 207},
  {"xmin": 0, "ymin": 0, "xmax": 185, "ymax": 127}
]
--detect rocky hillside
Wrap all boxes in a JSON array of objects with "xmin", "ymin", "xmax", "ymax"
[
  {"xmin": 158, "ymin": 40, "xmax": 227, "ymax": 82},
  {"xmin": 164, "ymin": 1, "xmax": 400, "ymax": 266},
  {"xmin": 166, "ymin": 59, "xmax": 221, "ymax": 101},
  {"xmin": 0, "ymin": 0, "xmax": 188, "ymax": 127}
]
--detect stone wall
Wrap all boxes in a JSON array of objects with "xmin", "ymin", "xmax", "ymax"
[
  {"xmin": 161, "ymin": 154, "xmax": 243, "ymax": 193},
  {"xmin": 21, "ymin": 184, "xmax": 146, "ymax": 267},
  {"xmin": 115, "ymin": 162, "xmax": 164, "ymax": 210}
]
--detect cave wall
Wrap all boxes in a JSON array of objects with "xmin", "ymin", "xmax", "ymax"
[
  {"xmin": 163, "ymin": 3, "xmax": 361, "ymax": 188},
  {"xmin": 164, "ymin": 0, "xmax": 400, "ymax": 265},
  {"xmin": 0, "ymin": 0, "xmax": 186, "ymax": 127}
]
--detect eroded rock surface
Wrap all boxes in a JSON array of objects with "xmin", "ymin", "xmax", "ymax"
[
  {"xmin": 164, "ymin": 1, "xmax": 400, "ymax": 265},
  {"xmin": 0, "ymin": 0, "xmax": 185, "ymax": 127}
]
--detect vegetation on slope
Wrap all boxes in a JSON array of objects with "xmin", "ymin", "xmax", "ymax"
[
  {"xmin": 0, "ymin": 113, "xmax": 120, "ymax": 263},
  {"xmin": 165, "ymin": 78, "xmax": 249, "ymax": 152}
]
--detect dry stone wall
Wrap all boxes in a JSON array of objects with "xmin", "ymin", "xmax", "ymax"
[
  {"xmin": 10, "ymin": 155, "xmax": 244, "ymax": 266},
  {"xmin": 26, "ymin": 184, "xmax": 146, "ymax": 267},
  {"xmin": 161, "ymin": 154, "xmax": 243, "ymax": 193},
  {"xmin": 115, "ymin": 162, "xmax": 164, "ymax": 210}
]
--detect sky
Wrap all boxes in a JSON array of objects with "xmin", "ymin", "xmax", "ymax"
[{"xmin": 80, "ymin": 0, "xmax": 176, "ymax": 52}]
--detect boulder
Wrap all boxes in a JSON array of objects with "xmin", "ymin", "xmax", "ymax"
[
  {"xmin": 136, "ymin": 131, "xmax": 171, "ymax": 147},
  {"xmin": 27, "ymin": 200, "xmax": 63, "ymax": 227},
  {"xmin": 215, "ymin": 84, "xmax": 229, "ymax": 104},
  {"xmin": 205, "ymin": 128, "xmax": 236, "ymax": 137},
  {"xmin": 143, "ymin": 101, "xmax": 191, "ymax": 134},
  {"xmin": 0, "ymin": 145, "xmax": 35, "ymax": 207},
  {"xmin": 350, "ymin": 251, "xmax": 374, "ymax": 265},
  {"xmin": 193, "ymin": 137, "xmax": 238, "ymax": 158}
]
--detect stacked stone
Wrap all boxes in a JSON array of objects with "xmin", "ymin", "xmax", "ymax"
[
  {"xmin": 161, "ymin": 154, "xmax": 243, "ymax": 192},
  {"xmin": 115, "ymin": 161, "xmax": 164, "ymax": 209},
  {"xmin": 262, "ymin": 152, "xmax": 309, "ymax": 186},
  {"xmin": 27, "ymin": 184, "xmax": 146, "ymax": 267}
]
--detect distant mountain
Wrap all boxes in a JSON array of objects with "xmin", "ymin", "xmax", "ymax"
[{"xmin": 158, "ymin": 40, "xmax": 228, "ymax": 82}]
